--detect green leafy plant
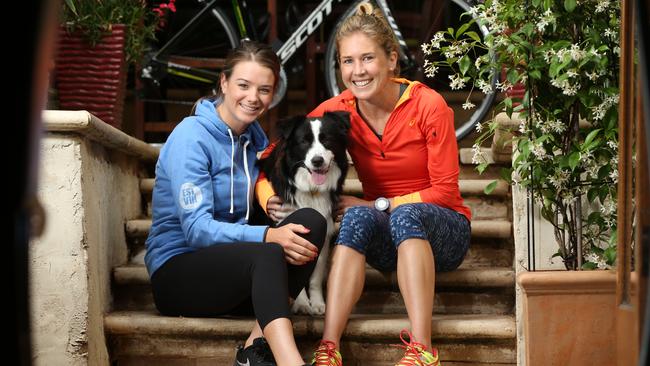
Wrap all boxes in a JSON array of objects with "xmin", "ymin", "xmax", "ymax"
[
  {"xmin": 422, "ymin": 0, "xmax": 621, "ymax": 270},
  {"xmin": 61, "ymin": 0, "xmax": 176, "ymax": 64}
]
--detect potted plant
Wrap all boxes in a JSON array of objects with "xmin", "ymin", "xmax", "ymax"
[
  {"xmin": 421, "ymin": 0, "xmax": 621, "ymax": 364},
  {"xmin": 55, "ymin": 0, "xmax": 176, "ymax": 129}
]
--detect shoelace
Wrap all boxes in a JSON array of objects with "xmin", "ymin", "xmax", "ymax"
[
  {"xmin": 392, "ymin": 329, "xmax": 439, "ymax": 366},
  {"xmin": 313, "ymin": 340, "xmax": 342, "ymax": 366}
]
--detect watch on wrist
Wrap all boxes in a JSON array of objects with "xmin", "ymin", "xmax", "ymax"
[{"xmin": 374, "ymin": 197, "xmax": 390, "ymax": 212}]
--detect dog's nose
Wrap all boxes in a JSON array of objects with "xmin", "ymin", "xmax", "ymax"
[{"xmin": 311, "ymin": 156, "xmax": 324, "ymax": 168}]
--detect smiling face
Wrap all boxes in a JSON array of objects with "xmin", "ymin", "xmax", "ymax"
[
  {"xmin": 280, "ymin": 113, "xmax": 350, "ymax": 192},
  {"xmin": 338, "ymin": 32, "xmax": 398, "ymax": 101},
  {"xmin": 218, "ymin": 60, "xmax": 275, "ymax": 134}
]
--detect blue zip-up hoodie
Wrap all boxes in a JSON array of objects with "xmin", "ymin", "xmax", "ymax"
[{"xmin": 145, "ymin": 99, "xmax": 270, "ymax": 277}]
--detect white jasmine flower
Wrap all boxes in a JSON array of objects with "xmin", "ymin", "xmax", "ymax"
[
  {"xmin": 596, "ymin": 0, "xmax": 610, "ymax": 13},
  {"xmin": 424, "ymin": 64, "xmax": 438, "ymax": 78},
  {"xmin": 607, "ymin": 140, "xmax": 618, "ymax": 149},
  {"xmin": 496, "ymin": 80, "xmax": 513, "ymax": 92},
  {"xmin": 609, "ymin": 169, "xmax": 618, "ymax": 183},
  {"xmin": 471, "ymin": 143, "xmax": 486, "ymax": 164},
  {"xmin": 463, "ymin": 101, "xmax": 476, "ymax": 110},
  {"xmin": 449, "ymin": 74, "xmax": 466, "ymax": 90},
  {"xmin": 477, "ymin": 79, "xmax": 494, "ymax": 94}
]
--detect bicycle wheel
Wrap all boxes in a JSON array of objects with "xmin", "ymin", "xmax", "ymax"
[
  {"xmin": 323, "ymin": 0, "xmax": 496, "ymax": 140},
  {"xmin": 141, "ymin": 1, "xmax": 239, "ymax": 113}
]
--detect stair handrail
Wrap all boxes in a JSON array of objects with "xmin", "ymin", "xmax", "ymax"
[{"xmin": 43, "ymin": 110, "xmax": 160, "ymax": 162}]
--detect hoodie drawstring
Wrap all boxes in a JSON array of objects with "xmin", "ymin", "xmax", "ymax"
[
  {"xmin": 227, "ymin": 129, "xmax": 235, "ymax": 214},
  {"xmin": 242, "ymin": 140, "xmax": 251, "ymax": 221}
]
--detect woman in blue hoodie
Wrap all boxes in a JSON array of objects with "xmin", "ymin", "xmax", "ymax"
[{"xmin": 145, "ymin": 41, "xmax": 325, "ymax": 366}]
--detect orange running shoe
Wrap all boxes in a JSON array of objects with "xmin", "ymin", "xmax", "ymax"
[
  {"xmin": 311, "ymin": 340, "xmax": 342, "ymax": 366},
  {"xmin": 393, "ymin": 329, "xmax": 441, "ymax": 366}
]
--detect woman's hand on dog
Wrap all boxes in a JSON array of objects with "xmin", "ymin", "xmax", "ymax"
[
  {"xmin": 265, "ymin": 224, "xmax": 319, "ymax": 265},
  {"xmin": 267, "ymin": 195, "xmax": 295, "ymax": 223},
  {"xmin": 335, "ymin": 195, "xmax": 373, "ymax": 222}
]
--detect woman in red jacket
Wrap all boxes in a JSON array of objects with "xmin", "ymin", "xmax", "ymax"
[{"xmin": 258, "ymin": 3, "xmax": 471, "ymax": 365}]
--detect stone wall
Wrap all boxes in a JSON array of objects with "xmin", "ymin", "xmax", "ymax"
[{"xmin": 30, "ymin": 111, "xmax": 157, "ymax": 365}]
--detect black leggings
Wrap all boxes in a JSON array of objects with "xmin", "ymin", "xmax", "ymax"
[{"xmin": 150, "ymin": 208, "xmax": 326, "ymax": 330}]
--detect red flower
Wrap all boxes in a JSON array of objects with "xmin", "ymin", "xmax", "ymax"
[{"xmin": 152, "ymin": 0, "xmax": 177, "ymax": 30}]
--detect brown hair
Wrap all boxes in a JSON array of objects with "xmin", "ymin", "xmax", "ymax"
[
  {"xmin": 192, "ymin": 40, "xmax": 281, "ymax": 114},
  {"xmin": 335, "ymin": 2, "xmax": 400, "ymax": 76}
]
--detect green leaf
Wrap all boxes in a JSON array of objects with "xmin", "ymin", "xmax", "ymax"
[
  {"xmin": 582, "ymin": 129, "xmax": 602, "ymax": 149},
  {"xmin": 459, "ymin": 55, "xmax": 471, "ymax": 75},
  {"xmin": 477, "ymin": 162, "xmax": 489, "ymax": 174},
  {"xmin": 504, "ymin": 97, "xmax": 513, "ymax": 115},
  {"xmin": 507, "ymin": 69, "xmax": 519, "ymax": 84},
  {"xmin": 564, "ymin": 0, "xmax": 577, "ymax": 12},
  {"xmin": 587, "ymin": 188, "xmax": 599, "ymax": 203},
  {"xmin": 604, "ymin": 246, "xmax": 617, "ymax": 264},
  {"xmin": 484, "ymin": 180, "xmax": 498, "ymax": 194},
  {"xmin": 582, "ymin": 262, "xmax": 598, "ymax": 270},
  {"xmin": 499, "ymin": 168, "xmax": 513, "ymax": 183},
  {"xmin": 568, "ymin": 152, "xmax": 581, "ymax": 170},
  {"xmin": 65, "ymin": 0, "xmax": 78, "ymax": 15},
  {"xmin": 529, "ymin": 70, "xmax": 542, "ymax": 80},
  {"xmin": 465, "ymin": 31, "xmax": 481, "ymax": 42},
  {"xmin": 456, "ymin": 22, "xmax": 471, "ymax": 38}
]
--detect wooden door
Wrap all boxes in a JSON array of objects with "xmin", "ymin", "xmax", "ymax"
[{"xmin": 616, "ymin": 1, "xmax": 648, "ymax": 364}]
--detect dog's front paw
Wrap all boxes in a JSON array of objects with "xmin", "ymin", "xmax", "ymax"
[
  {"xmin": 309, "ymin": 297, "xmax": 326, "ymax": 315},
  {"xmin": 291, "ymin": 290, "xmax": 312, "ymax": 314}
]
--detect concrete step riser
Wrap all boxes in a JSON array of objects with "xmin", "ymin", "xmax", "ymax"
[
  {"xmin": 113, "ymin": 286, "xmax": 515, "ymax": 315},
  {"xmin": 125, "ymin": 219, "xmax": 513, "ymax": 241},
  {"xmin": 115, "ymin": 357, "xmax": 514, "ymax": 366},
  {"xmin": 464, "ymin": 197, "xmax": 509, "ymax": 220},
  {"xmin": 141, "ymin": 196, "xmax": 510, "ymax": 222},
  {"xmin": 108, "ymin": 336, "xmax": 516, "ymax": 365},
  {"xmin": 125, "ymin": 238, "xmax": 513, "ymax": 270}
]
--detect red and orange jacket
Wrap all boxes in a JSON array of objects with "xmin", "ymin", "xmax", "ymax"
[{"xmin": 256, "ymin": 78, "xmax": 471, "ymax": 222}]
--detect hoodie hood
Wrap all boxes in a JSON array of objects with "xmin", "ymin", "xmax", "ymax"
[{"xmin": 194, "ymin": 98, "xmax": 269, "ymax": 152}]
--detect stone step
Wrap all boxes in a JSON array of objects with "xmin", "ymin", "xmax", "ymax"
[
  {"xmin": 114, "ymin": 284, "xmax": 514, "ymax": 316},
  {"xmin": 139, "ymin": 178, "xmax": 510, "ymax": 220},
  {"xmin": 459, "ymin": 147, "xmax": 512, "ymax": 165},
  {"xmin": 124, "ymin": 236, "xmax": 512, "ymax": 269},
  {"xmin": 125, "ymin": 218, "xmax": 513, "ymax": 240},
  {"xmin": 115, "ymin": 265, "xmax": 514, "ymax": 288},
  {"xmin": 139, "ymin": 178, "xmax": 510, "ymax": 198},
  {"xmin": 114, "ymin": 359, "xmax": 514, "ymax": 366},
  {"xmin": 105, "ymin": 311, "xmax": 516, "ymax": 364},
  {"xmin": 113, "ymin": 266, "xmax": 514, "ymax": 313}
]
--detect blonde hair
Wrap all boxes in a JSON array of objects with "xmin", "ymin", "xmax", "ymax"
[{"xmin": 335, "ymin": 2, "xmax": 400, "ymax": 76}]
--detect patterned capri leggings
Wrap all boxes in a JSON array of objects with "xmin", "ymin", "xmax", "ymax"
[{"xmin": 336, "ymin": 203, "xmax": 471, "ymax": 272}]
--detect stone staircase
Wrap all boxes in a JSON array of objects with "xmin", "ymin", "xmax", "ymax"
[{"xmin": 105, "ymin": 148, "xmax": 516, "ymax": 365}]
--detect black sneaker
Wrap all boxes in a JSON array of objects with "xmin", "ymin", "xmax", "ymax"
[{"xmin": 233, "ymin": 337, "xmax": 276, "ymax": 366}]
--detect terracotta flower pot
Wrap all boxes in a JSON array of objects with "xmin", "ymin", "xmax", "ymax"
[
  {"xmin": 54, "ymin": 24, "xmax": 127, "ymax": 129},
  {"xmin": 518, "ymin": 270, "xmax": 617, "ymax": 365}
]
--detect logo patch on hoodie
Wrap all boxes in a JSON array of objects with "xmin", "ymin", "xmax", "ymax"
[{"xmin": 179, "ymin": 182, "xmax": 202, "ymax": 210}]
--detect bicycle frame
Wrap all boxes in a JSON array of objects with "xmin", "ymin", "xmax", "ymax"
[{"xmin": 146, "ymin": 0, "xmax": 414, "ymax": 81}]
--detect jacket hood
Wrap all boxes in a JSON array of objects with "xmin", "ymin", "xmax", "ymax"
[{"xmin": 194, "ymin": 98, "xmax": 269, "ymax": 151}]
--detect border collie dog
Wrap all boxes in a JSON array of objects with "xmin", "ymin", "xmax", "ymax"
[{"xmin": 259, "ymin": 111, "xmax": 350, "ymax": 315}]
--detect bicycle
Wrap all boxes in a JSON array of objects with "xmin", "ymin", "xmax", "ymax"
[{"xmin": 140, "ymin": 0, "xmax": 495, "ymax": 140}]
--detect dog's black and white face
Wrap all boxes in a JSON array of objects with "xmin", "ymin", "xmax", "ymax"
[
  {"xmin": 289, "ymin": 114, "xmax": 349, "ymax": 193},
  {"xmin": 261, "ymin": 111, "xmax": 350, "ymax": 203}
]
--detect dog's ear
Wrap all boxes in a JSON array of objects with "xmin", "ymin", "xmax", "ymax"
[
  {"xmin": 324, "ymin": 111, "xmax": 351, "ymax": 132},
  {"xmin": 276, "ymin": 115, "xmax": 306, "ymax": 141}
]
